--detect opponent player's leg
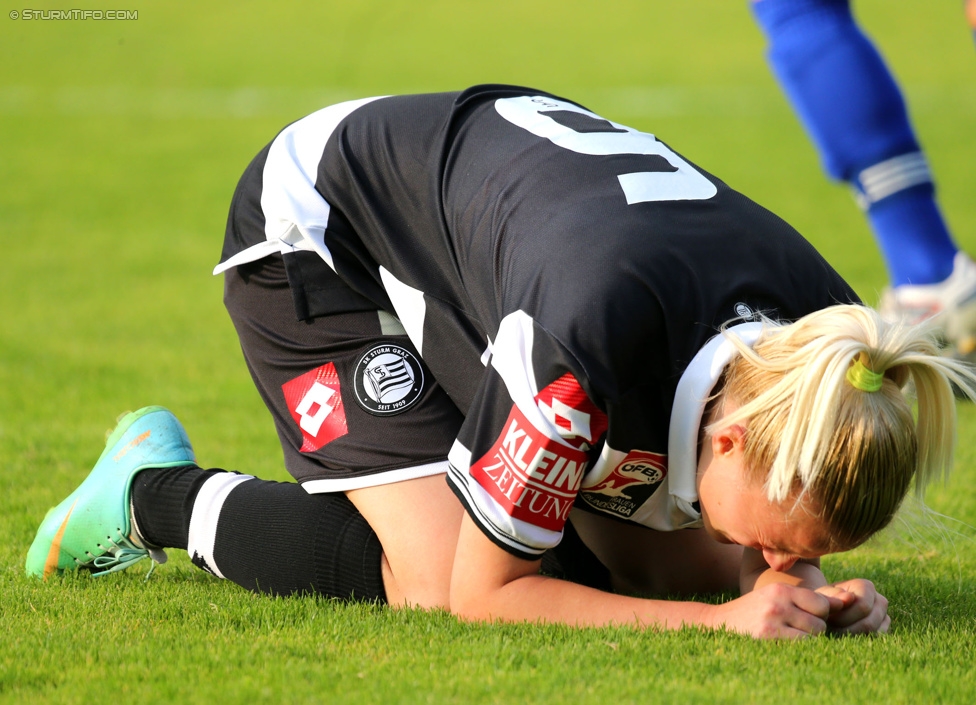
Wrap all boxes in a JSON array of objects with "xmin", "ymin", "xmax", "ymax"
[
  {"xmin": 751, "ymin": 0, "xmax": 956, "ymax": 285},
  {"xmin": 751, "ymin": 0, "xmax": 976, "ymax": 355}
]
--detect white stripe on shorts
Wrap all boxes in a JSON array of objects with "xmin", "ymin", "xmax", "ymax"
[
  {"xmin": 301, "ymin": 459, "xmax": 449, "ymax": 494},
  {"xmin": 186, "ymin": 472, "xmax": 255, "ymax": 579}
]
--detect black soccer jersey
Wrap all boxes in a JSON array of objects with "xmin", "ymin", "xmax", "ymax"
[{"xmin": 216, "ymin": 85, "xmax": 858, "ymax": 559}]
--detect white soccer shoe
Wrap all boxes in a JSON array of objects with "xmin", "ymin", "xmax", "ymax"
[{"xmin": 880, "ymin": 252, "xmax": 976, "ymax": 360}]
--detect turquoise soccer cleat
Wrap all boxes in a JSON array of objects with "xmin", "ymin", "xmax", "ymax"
[{"xmin": 25, "ymin": 406, "xmax": 197, "ymax": 580}]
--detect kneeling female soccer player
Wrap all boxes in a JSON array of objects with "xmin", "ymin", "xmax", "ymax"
[{"xmin": 27, "ymin": 85, "xmax": 976, "ymax": 639}]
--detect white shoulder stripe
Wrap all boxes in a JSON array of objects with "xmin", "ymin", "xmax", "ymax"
[{"xmin": 489, "ymin": 311, "xmax": 579, "ymax": 448}]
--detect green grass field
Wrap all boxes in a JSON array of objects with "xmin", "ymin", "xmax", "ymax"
[{"xmin": 3, "ymin": 1, "xmax": 976, "ymax": 702}]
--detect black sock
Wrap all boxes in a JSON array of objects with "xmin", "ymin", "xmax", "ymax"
[
  {"xmin": 131, "ymin": 467, "xmax": 386, "ymax": 603},
  {"xmin": 131, "ymin": 464, "xmax": 219, "ymax": 550},
  {"xmin": 211, "ymin": 478, "xmax": 386, "ymax": 601}
]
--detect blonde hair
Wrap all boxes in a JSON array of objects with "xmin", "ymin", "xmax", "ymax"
[{"xmin": 711, "ymin": 304, "xmax": 976, "ymax": 548}]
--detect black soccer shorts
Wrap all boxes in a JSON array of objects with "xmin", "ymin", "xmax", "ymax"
[{"xmin": 223, "ymin": 253, "xmax": 465, "ymax": 493}]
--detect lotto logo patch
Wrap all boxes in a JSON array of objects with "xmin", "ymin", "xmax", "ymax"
[
  {"xmin": 469, "ymin": 404, "xmax": 590, "ymax": 532},
  {"xmin": 534, "ymin": 372, "xmax": 608, "ymax": 449},
  {"xmin": 580, "ymin": 450, "xmax": 667, "ymax": 519},
  {"xmin": 281, "ymin": 363, "xmax": 348, "ymax": 453}
]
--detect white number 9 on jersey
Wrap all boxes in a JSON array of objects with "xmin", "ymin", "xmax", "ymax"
[{"xmin": 494, "ymin": 96, "xmax": 718, "ymax": 204}]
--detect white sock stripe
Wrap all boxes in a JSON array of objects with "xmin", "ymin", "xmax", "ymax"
[
  {"xmin": 862, "ymin": 163, "xmax": 931, "ymax": 201},
  {"xmin": 859, "ymin": 152, "xmax": 928, "ymax": 188},
  {"xmin": 857, "ymin": 152, "xmax": 932, "ymax": 204},
  {"xmin": 186, "ymin": 473, "xmax": 255, "ymax": 579}
]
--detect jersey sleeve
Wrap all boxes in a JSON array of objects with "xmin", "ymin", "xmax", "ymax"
[{"xmin": 446, "ymin": 310, "xmax": 608, "ymax": 560}]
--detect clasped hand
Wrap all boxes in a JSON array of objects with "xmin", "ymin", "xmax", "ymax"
[{"xmin": 715, "ymin": 578, "xmax": 889, "ymax": 639}]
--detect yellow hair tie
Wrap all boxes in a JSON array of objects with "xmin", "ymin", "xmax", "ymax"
[{"xmin": 846, "ymin": 352, "xmax": 884, "ymax": 392}]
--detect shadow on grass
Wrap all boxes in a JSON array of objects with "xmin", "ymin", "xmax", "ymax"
[{"xmin": 866, "ymin": 564, "xmax": 976, "ymax": 634}]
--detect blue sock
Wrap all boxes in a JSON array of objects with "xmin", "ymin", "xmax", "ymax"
[
  {"xmin": 751, "ymin": 0, "xmax": 957, "ymax": 286},
  {"xmin": 867, "ymin": 186, "xmax": 958, "ymax": 285}
]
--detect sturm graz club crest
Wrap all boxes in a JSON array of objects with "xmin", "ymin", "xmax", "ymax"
[{"xmin": 353, "ymin": 344, "xmax": 425, "ymax": 416}]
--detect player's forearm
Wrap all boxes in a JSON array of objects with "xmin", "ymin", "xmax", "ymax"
[
  {"xmin": 451, "ymin": 570, "xmax": 714, "ymax": 630},
  {"xmin": 451, "ymin": 516, "xmax": 717, "ymax": 630}
]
